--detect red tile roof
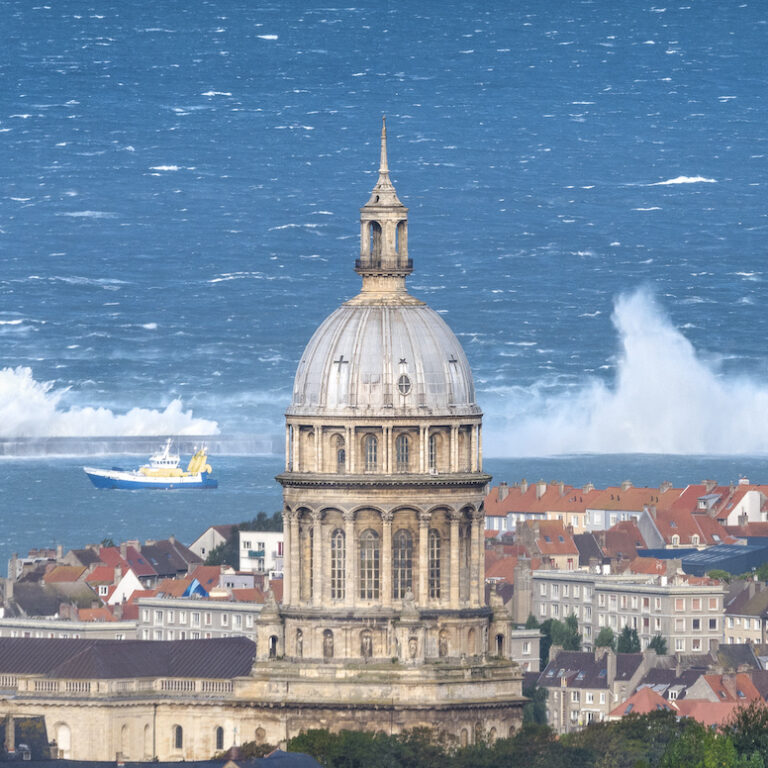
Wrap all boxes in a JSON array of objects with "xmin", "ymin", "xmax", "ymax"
[
  {"xmin": 673, "ymin": 699, "xmax": 739, "ymax": 727},
  {"xmin": 609, "ymin": 686, "xmax": 675, "ymax": 718},
  {"xmin": 231, "ymin": 588, "xmax": 265, "ymax": 603},
  {"xmin": 587, "ymin": 486, "xmax": 681, "ymax": 513},
  {"xmin": 701, "ymin": 673, "xmax": 761, "ymax": 703},
  {"xmin": 77, "ymin": 606, "xmax": 117, "ymax": 623},
  {"xmin": 85, "ymin": 566, "xmax": 118, "ymax": 585},
  {"xmin": 43, "ymin": 566, "xmax": 86, "ymax": 584}
]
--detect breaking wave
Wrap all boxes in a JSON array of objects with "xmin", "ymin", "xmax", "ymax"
[
  {"xmin": 0, "ymin": 366, "xmax": 219, "ymax": 438},
  {"xmin": 483, "ymin": 288, "xmax": 768, "ymax": 457}
]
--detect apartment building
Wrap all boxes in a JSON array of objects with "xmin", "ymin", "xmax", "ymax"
[
  {"xmin": 136, "ymin": 597, "xmax": 263, "ymax": 642},
  {"xmin": 530, "ymin": 569, "xmax": 725, "ymax": 653},
  {"xmin": 238, "ymin": 531, "xmax": 283, "ymax": 577}
]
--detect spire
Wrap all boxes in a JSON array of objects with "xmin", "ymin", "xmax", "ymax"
[
  {"xmin": 365, "ymin": 115, "xmax": 402, "ymax": 207},
  {"xmin": 379, "ymin": 115, "xmax": 389, "ymax": 175}
]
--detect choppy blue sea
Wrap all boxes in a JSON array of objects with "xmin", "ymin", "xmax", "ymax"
[{"xmin": 1, "ymin": 1, "xmax": 767, "ymax": 562}]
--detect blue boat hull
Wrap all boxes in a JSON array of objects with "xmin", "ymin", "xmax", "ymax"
[{"xmin": 84, "ymin": 469, "xmax": 218, "ymax": 490}]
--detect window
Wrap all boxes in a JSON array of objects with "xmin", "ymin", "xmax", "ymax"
[
  {"xmin": 709, "ymin": 618, "xmax": 718, "ymax": 630},
  {"xmin": 359, "ymin": 529, "xmax": 380, "ymax": 599},
  {"xmin": 692, "ymin": 638, "xmax": 702, "ymax": 651},
  {"xmin": 331, "ymin": 528, "xmax": 346, "ymax": 600},
  {"xmin": 364, "ymin": 435, "xmax": 378, "ymax": 471},
  {"xmin": 571, "ymin": 690, "xmax": 580, "ymax": 702},
  {"xmin": 522, "ymin": 641, "xmax": 531, "ymax": 655},
  {"xmin": 153, "ymin": 630, "xmax": 163, "ymax": 640},
  {"xmin": 551, "ymin": 584, "xmax": 560, "ymax": 598},
  {"xmin": 215, "ymin": 726, "xmax": 224, "ymax": 751},
  {"xmin": 167, "ymin": 610, "xmax": 174, "ymax": 623},
  {"xmin": 675, "ymin": 598, "xmax": 685, "ymax": 612},
  {"xmin": 234, "ymin": 615, "xmax": 242, "ymax": 628},
  {"xmin": 709, "ymin": 598, "xmax": 719, "ymax": 610},
  {"xmin": 675, "ymin": 618, "xmax": 685, "ymax": 632},
  {"xmin": 98, "ymin": 585, "xmax": 109, "ymax": 596},
  {"xmin": 173, "ymin": 725, "xmax": 183, "ymax": 751},
  {"xmin": 573, "ymin": 586, "xmax": 580, "ymax": 599},
  {"xmin": 141, "ymin": 609, "xmax": 150, "ymax": 623},
  {"xmin": 586, "ymin": 692, "xmax": 594, "ymax": 704},
  {"xmin": 643, "ymin": 597, "xmax": 650, "ymax": 611},
  {"xmin": 204, "ymin": 612, "xmax": 212, "ymax": 626},
  {"xmin": 154, "ymin": 610, "xmax": 163, "ymax": 625},
  {"xmin": 335, "ymin": 435, "xmax": 345, "ymax": 473},
  {"xmin": 675, "ymin": 638, "xmax": 685, "ymax": 652},
  {"xmin": 692, "ymin": 618, "xmax": 701, "ymax": 631},
  {"xmin": 691, "ymin": 534, "xmax": 700, "ymax": 546},
  {"xmin": 540, "ymin": 584, "xmax": 547, "ymax": 597},
  {"xmin": 192, "ymin": 612, "xmax": 200, "ymax": 626},
  {"xmin": 428, "ymin": 434, "xmax": 437, "ymax": 470},
  {"xmin": 598, "ymin": 593, "xmax": 606, "ymax": 607},
  {"xmin": 671, "ymin": 534, "xmax": 680, "ymax": 546},
  {"xmin": 221, "ymin": 613, "xmax": 229, "ymax": 626},
  {"xmin": 392, "ymin": 529, "xmax": 413, "ymax": 599},
  {"xmin": 245, "ymin": 615, "xmax": 253, "ymax": 628},
  {"xmin": 600, "ymin": 692, "xmax": 606, "ymax": 704},
  {"xmin": 563, "ymin": 584, "xmax": 570, "ymax": 597},
  {"xmin": 395, "ymin": 434, "xmax": 410, "ymax": 472},
  {"xmin": 692, "ymin": 598, "xmax": 702, "ymax": 611},
  {"xmin": 428, "ymin": 529, "xmax": 441, "ymax": 599},
  {"xmin": 243, "ymin": 540, "xmax": 251, "ymax": 550},
  {"xmin": 179, "ymin": 611, "xmax": 187, "ymax": 625},
  {"xmin": 397, "ymin": 374, "xmax": 411, "ymax": 395}
]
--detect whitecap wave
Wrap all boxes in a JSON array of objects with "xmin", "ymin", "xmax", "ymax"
[
  {"xmin": 0, "ymin": 367, "xmax": 219, "ymax": 438},
  {"xmin": 650, "ymin": 176, "xmax": 717, "ymax": 186},
  {"xmin": 482, "ymin": 288, "xmax": 768, "ymax": 456}
]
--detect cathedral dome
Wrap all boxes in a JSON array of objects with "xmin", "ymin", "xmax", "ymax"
[
  {"xmin": 288, "ymin": 299, "xmax": 479, "ymax": 417},
  {"xmin": 288, "ymin": 118, "xmax": 479, "ymax": 420}
]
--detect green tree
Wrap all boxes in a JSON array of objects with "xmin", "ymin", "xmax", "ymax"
[
  {"xmin": 522, "ymin": 683, "xmax": 548, "ymax": 725},
  {"xmin": 525, "ymin": 613, "xmax": 540, "ymax": 629},
  {"xmin": 539, "ymin": 615, "xmax": 581, "ymax": 667},
  {"xmin": 595, "ymin": 627, "xmax": 615, "ymax": 649},
  {"xmin": 724, "ymin": 699, "xmax": 768, "ymax": 764},
  {"xmin": 616, "ymin": 626, "xmax": 641, "ymax": 653},
  {"xmin": 648, "ymin": 634, "xmax": 667, "ymax": 655},
  {"xmin": 660, "ymin": 718, "xmax": 762, "ymax": 768},
  {"xmin": 708, "ymin": 568, "xmax": 732, "ymax": 583}
]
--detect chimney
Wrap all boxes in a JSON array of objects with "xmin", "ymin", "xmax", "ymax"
[
  {"xmin": 498, "ymin": 482, "xmax": 509, "ymax": 501},
  {"xmin": 703, "ymin": 479, "xmax": 717, "ymax": 493},
  {"xmin": 520, "ymin": 478, "xmax": 528, "ymax": 494},
  {"xmin": 56, "ymin": 544, "xmax": 63, "ymax": 560},
  {"xmin": 113, "ymin": 603, "xmax": 123, "ymax": 620},
  {"xmin": 739, "ymin": 477, "xmax": 750, "ymax": 486},
  {"xmin": 4, "ymin": 578, "xmax": 13, "ymax": 604},
  {"xmin": 660, "ymin": 481, "xmax": 673, "ymax": 494},
  {"xmin": 536, "ymin": 480, "xmax": 547, "ymax": 499},
  {"xmin": 621, "ymin": 480, "xmax": 633, "ymax": 492},
  {"xmin": 582, "ymin": 482, "xmax": 595, "ymax": 493},
  {"xmin": 169, "ymin": 535, "xmax": 176, "ymax": 544},
  {"xmin": 114, "ymin": 567, "xmax": 122, "ymax": 584},
  {"xmin": 7, "ymin": 554, "xmax": 17, "ymax": 581},
  {"xmin": 605, "ymin": 647, "xmax": 617, "ymax": 686},
  {"xmin": 119, "ymin": 542, "xmax": 128, "ymax": 559},
  {"xmin": 558, "ymin": 481, "xmax": 565, "ymax": 496}
]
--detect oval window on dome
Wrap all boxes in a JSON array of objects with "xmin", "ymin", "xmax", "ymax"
[{"xmin": 397, "ymin": 374, "xmax": 411, "ymax": 396}]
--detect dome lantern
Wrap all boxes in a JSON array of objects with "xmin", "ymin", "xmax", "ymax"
[{"xmin": 356, "ymin": 116, "xmax": 412, "ymax": 293}]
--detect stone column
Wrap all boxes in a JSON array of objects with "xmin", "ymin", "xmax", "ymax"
[
  {"xmin": 418, "ymin": 511, "xmax": 430, "ymax": 605},
  {"xmin": 283, "ymin": 510, "xmax": 293, "ymax": 607},
  {"xmin": 478, "ymin": 425, "xmax": 483, "ymax": 471},
  {"xmin": 285, "ymin": 426, "xmax": 291, "ymax": 471},
  {"xmin": 385, "ymin": 426, "xmax": 392, "ymax": 474},
  {"xmin": 292, "ymin": 425, "xmax": 300, "ymax": 472},
  {"xmin": 450, "ymin": 425, "xmax": 459, "ymax": 472},
  {"xmin": 312, "ymin": 510, "xmax": 323, "ymax": 605},
  {"xmin": 477, "ymin": 509, "xmax": 486, "ymax": 605},
  {"xmin": 315, "ymin": 425, "xmax": 323, "ymax": 472},
  {"xmin": 470, "ymin": 424, "xmax": 478, "ymax": 472},
  {"xmin": 470, "ymin": 510, "xmax": 481, "ymax": 608},
  {"xmin": 290, "ymin": 512, "xmax": 300, "ymax": 605},
  {"xmin": 381, "ymin": 511, "xmax": 393, "ymax": 607},
  {"xmin": 347, "ymin": 426, "xmax": 355, "ymax": 474},
  {"xmin": 344, "ymin": 510, "xmax": 355, "ymax": 607},
  {"xmin": 449, "ymin": 511, "xmax": 460, "ymax": 608},
  {"xmin": 419, "ymin": 425, "xmax": 426, "ymax": 473}
]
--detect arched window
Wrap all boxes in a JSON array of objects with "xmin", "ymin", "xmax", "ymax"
[
  {"xmin": 173, "ymin": 725, "xmax": 183, "ymax": 751},
  {"xmin": 365, "ymin": 435, "xmax": 378, "ymax": 471},
  {"xmin": 120, "ymin": 724, "xmax": 129, "ymax": 759},
  {"xmin": 671, "ymin": 534, "xmax": 680, "ymax": 547},
  {"xmin": 369, "ymin": 221, "xmax": 382, "ymax": 265},
  {"xmin": 215, "ymin": 726, "xmax": 224, "ymax": 751},
  {"xmin": 392, "ymin": 529, "xmax": 413, "ymax": 599},
  {"xmin": 331, "ymin": 528, "xmax": 346, "ymax": 600},
  {"xmin": 359, "ymin": 529, "xmax": 380, "ymax": 599},
  {"xmin": 335, "ymin": 435, "xmax": 345, "ymax": 473},
  {"xmin": 428, "ymin": 529, "xmax": 441, "ymax": 598},
  {"xmin": 428, "ymin": 434, "xmax": 438, "ymax": 471},
  {"xmin": 691, "ymin": 534, "xmax": 700, "ymax": 546},
  {"xmin": 395, "ymin": 434, "xmax": 409, "ymax": 472}
]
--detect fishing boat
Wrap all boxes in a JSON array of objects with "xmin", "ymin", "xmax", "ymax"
[{"xmin": 83, "ymin": 439, "xmax": 218, "ymax": 489}]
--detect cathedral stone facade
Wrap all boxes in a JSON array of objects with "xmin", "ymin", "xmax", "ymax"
[{"xmin": 0, "ymin": 123, "xmax": 524, "ymax": 761}]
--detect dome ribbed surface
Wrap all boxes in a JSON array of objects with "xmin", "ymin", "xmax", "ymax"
[{"xmin": 288, "ymin": 301, "xmax": 479, "ymax": 417}]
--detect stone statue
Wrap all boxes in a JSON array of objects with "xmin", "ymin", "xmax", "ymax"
[
  {"xmin": 296, "ymin": 629, "xmax": 303, "ymax": 658},
  {"xmin": 323, "ymin": 629, "xmax": 334, "ymax": 659},
  {"xmin": 439, "ymin": 631, "xmax": 448, "ymax": 658},
  {"xmin": 361, "ymin": 630, "xmax": 372, "ymax": 659},
  {"xmin": 408, "ymin": 636, "xmax": 417, "ymax": 659}
]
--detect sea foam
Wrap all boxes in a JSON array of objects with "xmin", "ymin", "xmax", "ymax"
[
  {"xmin": 482, "ymin": 288, "xmax": 768, "ymax": 457},
  {"xmin": 0, "ymin": 366, "xmax": 219, "ymax": 438}
]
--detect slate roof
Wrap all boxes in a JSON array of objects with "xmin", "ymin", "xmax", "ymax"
[
  {"xmin": 141, "ymin": 539, "xmax": 201, "ymax": 578},
  {"xmin": 716, "ymin": 643, "xmax": 761, "ymax": 671},
  {"xmin": 573, "ymin": 533, "xmax": 604, "ymax": 567},
  {"xmin": 67, "ymin": 549, "xmax": 103, "ymax": 568},
  {"xmin": 538, "ymin": 650, "xmax": 643, "ymax": 689},
  {"xmin": 0, "ymin": 636, "xmax": 256, "ymax": 679},
  {"xmin": 11, "ymin": 583, "xmax": 61, "ymax": 617}
]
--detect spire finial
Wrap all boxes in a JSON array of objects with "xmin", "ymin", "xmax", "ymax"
[{"xmin": 380, "ymin": 115, "xmax": 389, "ymax": 174}]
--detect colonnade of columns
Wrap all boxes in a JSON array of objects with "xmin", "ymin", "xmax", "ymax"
[
  {"xmin": 285, "ymin": 421, "xmax": 483, "ymax": 474},
  {"xmin": 282, "ymin": 507, "xmax": 485, "ymax": 611}
]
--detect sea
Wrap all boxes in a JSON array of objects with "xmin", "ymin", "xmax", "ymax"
[{"xmin": 1, "ymin": 1, "xmax": 767, "ymax": 565}]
